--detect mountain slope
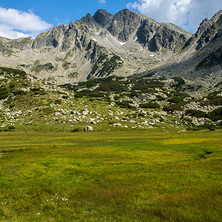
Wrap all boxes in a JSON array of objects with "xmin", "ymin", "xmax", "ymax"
[{"xmin": 141, "ymin": 10, "xmax": 222, "ymax": 88}]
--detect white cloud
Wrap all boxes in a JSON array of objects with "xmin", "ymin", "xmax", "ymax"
[
  {"xmin": 98, "ymin": 0, "xmax": 106, "ymax": 4},
  {"xmin": 0, "ymin": 7, "xmax": 52, "ymax": 39},
  {"xmin": 127, "ymin": 0, "xmax": 222, "ymax": 32}
]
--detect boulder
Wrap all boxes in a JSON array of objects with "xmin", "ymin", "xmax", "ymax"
[
  {"xmin": 113, "ymin": 123, "xmax": 122, "ymax": 127},
  {"xmin": 88, "ymin": 118, "xmax": 96, "ymax": 124},
  {"xmin": 84, "ymin": 126, "xmax": 94, "ymax": 132}
]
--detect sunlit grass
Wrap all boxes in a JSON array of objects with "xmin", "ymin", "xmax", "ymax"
[{"xmin": 0, "ymin": 130, "xmax": 222, "ymax": 221}]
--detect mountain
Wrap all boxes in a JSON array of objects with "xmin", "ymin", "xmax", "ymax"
[
  {"xmin": 0, "ymin": 9, "xmax": 221, "ymax": 87},
  {"xmin": 0, "ymin": 9, "xmax": 192, "ymax": 84}
]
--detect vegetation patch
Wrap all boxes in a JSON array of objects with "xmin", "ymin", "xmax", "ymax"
[
  {"xmin": 89, "ymin": 54, "xmax": 123, "ymax": 78},
  {"xmin": 68, "ymin": 72, "xmax": 78, "ymax": 78},
  {"xmin": 0, "ymin": 85, "xmax": 9, "ymax": 100},
  {"xmin": 139, "ymin": 102, "xmax": 160, "ymax": 109},
  {"xmin": 62, "ymin": 61, "xmax": 71, "ymax": 70},
  {"xmin": 31, "ymin": 60, "xmax": 55, "ymax": 73}
]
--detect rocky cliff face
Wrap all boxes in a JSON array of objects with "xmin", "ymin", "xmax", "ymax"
[
  {"xmin": 184, "ymin": 10, "xmax": 222, "ymax": 50},
  {"xmin": 0, "ymin": 9, "xmax": 221, "ymax": 85}
]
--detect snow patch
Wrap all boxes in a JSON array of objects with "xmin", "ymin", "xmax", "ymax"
[
  {"xmin": 119, "ymin": 41, "xmax": 126, "ymax": 46},
  {"xmin": 149, "ymin": 54, "xmax": 154, "ymax": 57},
  {"xmin": 92, "ymin": 38, "xmax": 97, "ymax": 42}
]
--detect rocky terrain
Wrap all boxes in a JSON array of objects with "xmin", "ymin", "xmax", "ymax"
[
  {"xmin": 0, "ymin": 9, "xmax": 222, "ymax": 132},
  {"xmin": 0, "ymin": 66, "xmax": 221, "ymax": 132}
]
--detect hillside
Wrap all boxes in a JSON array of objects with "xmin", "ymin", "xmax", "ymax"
[{"xmin": 0, "ymin": 66, "xmax": 221, "ymax": 132}]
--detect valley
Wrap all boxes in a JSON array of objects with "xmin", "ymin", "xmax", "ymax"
[{"xmin": 0, "ymin": 8, "xmax": 222, "ymax": 222}]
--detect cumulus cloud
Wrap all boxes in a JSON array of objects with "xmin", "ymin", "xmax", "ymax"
[
  {"xmin": 0, "ymin": 7, "xmax": 52, "ymax": 39},
  {"xmin": 98, "ymin": 0, "xmax": 106, "ymax": 4},
  {"xmin": 127, "ymin": 0, "xmax": 222, "ymax": 32}
]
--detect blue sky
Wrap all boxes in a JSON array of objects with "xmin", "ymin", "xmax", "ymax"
[
  {"xmin": 0, "ymin": 0, "xmax": 131, "ymax": 29},
  {"xmin": 0, "ymin": 0, "xmax": 221, "ymax": 39}
]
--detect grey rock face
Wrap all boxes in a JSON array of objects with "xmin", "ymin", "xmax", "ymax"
[
  {"xmin": 196, "ymin": 46, "xmax": 222, "ymax": 69},
  {"xmin": 93, "ymin": 9, "xmax": 113, "ymax": 28},
  {"xmin": 0, "ymin": 37, "xmax": 33, "ymax": 53},
  {"xmin": 184, "ymin": 10, "xmax": 222, "ymax": 50},
  {"xmin": 33, "ymin": 25, "xmax": 68, "ymax": 49},
  {"xmin": 109, "ymin": 9, "xmax": 142, "ymax": 42},
  {"xmin": 149, "ymin": 26, "xmax": 188, "ymax": 51},
  {"xmin": 136, "ymin": 19, "xmax": 159, "ymax": 45},
  {"xmin": 136, "ymin": 18, "xmax": 191, "ymax": 52}
]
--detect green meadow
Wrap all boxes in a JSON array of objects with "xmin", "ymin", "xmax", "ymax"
[{"xmin": 0, "ymin": 130, "xmax": 222, "ymax": 221}]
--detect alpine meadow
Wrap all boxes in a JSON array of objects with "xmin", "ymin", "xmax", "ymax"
[{"xmin": 0, "ymin": 5, "xmax": 222, "ymax": 222}]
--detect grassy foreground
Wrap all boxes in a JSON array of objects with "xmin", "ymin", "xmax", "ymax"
[{"xmin": 0, "ymin": 130, "xmax": 222, "ymax": 221}]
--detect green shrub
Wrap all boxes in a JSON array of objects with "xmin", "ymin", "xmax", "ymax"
[
  {"xmin": 41, "ymin": 107, "xmax": 54, "ymax": 114},
  {"xmin": 0, "ymin": 67, "xmax": 26, "ymax": 78},
  {"xmin": 185, "ymin": 109, "xmax": 207, "ymax": 118},
  {"xmin": 98, "ymin": 81, "xmax": 125, "ymax": 93},
  {"xmin": 0, "ymin": 85, "xmax": 9, "ymax": 99},
  {"xmin": 156, "ymin": 95, "xmax": 166, "ymax": 101},
  {"xmin": 139, "ymin": 102, "xmax": 160, "ymax": 109},
  {"xmin": 31, "ymin": 61, "xmax": 54, "ymax": 73},
  {"xmin": 204, "ymin": 96, "xmax": 222, "ymax": 106},
  {"xmin": 207, "ymin": 108, "xmax": 222, "ymax": 121},
  {"xmin": 13, "ymin": 90, "xmax": 26, "ymax": 95},
  {"xmin": 71, "ymin": 127, "xmax": 82, "ymax": 132},
  {"xmin": 55, "ymin": 99, "xmax": 62, "ymax": 104},
  {"xmin": 172, "ymin": 77, "xmax": 185, "ymax": 87},
  {"xmin": 114, "ymin": 95, "xmax": 120, "ymax": 100},
  {"xmin": 62, "ymin": 95, "xmax": 68, "ymax": 99},
  {"xmin": 30, "ymin": 88, "xmax": 45, "ymax": 95},
  {"xmin": 116, "ymin": 101, "xmax": 134, "ymax": 109},
  {"xmin": 163, "ymin": 103, "xmax": 183, "ymax": 112},
  {"xmin": 8, "ymin": 125, "xmax": 15, "ymax": 130}
]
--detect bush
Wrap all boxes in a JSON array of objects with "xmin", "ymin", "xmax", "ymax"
[
  {"xmin": 139, "ymin": 102, "xmax": 160, "ymax": 109},
  {"xmin": 156, "ymin": 95, "xmax": 166, "ymax": 101},
  {"xmin": 172, "ymin": 77, "xmax": 185, "ymax": 87},
  {"xmin": 185, "ymin": 109, "xmax": 207, "ymax": 118},
  {"xmin": 13, "ymin": 90, "xmax": 26, "ymax": 95},
  {"xmin": 204, "ymin": 96, "xmax": 222, "ymax": 106},
  {"xmin": 207, "ymin": 108, "xmax": 222, "ymax": 121},
  {"xmin": 30, "ymin": 88, "xmax": 45, "ymax": 95},
  {"xmin": 163, "ymin": 103, "xmax": 183, "ymax": 112},
  {"xmin": 114, "ymin": 95, "xmax": 120, "ymax": 101},
  {"xmin": 41, "ymin": 107, "xmax": 54, "ymax": 114},
  {"xmin": 168, "ymin": 96, "xmax": 183, "ymax": 103},
  {"xmin": 98, "ymin": 81, "xmax": 125, "ymax": 93},
  {"xmin": 116, "ymin": 101, "xmax": 134, "ymax": 109},
  {"xmin": 55, "ymin": 99, "xmax": 62, "ymax": 104},
  {"xmin": 62, "ymin": 95, "xmax": 68, "ymax": 99},
  {"xmin": 8, "ymin": 125, "xmax": 15, "ymax": 130},
  {"xmin": 71, "ymin": 127, "xmax": 81, "ymax": 132},
  {"xmin": 0, "ymin": 67, "xmax": 26, "ymax": 78},
  {"xmin": 0, "ymin": 85, "xmax": 9, "ymax": 99}
]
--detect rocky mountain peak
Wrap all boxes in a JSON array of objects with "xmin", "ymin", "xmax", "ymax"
[
  {"xmin": 93, "ymin": 9, "xmax": 113, "ymax": 27},
  {"xmin": 109, "ymin": 9, "xmax": 142, "ymax": 41},
  {"xmin": 183, "ymin": 10, "xmax": 222, "ymax": 50},
  {"xmin": 210, "ymin": 10, "xmax": 222, "ymax": 23}
]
